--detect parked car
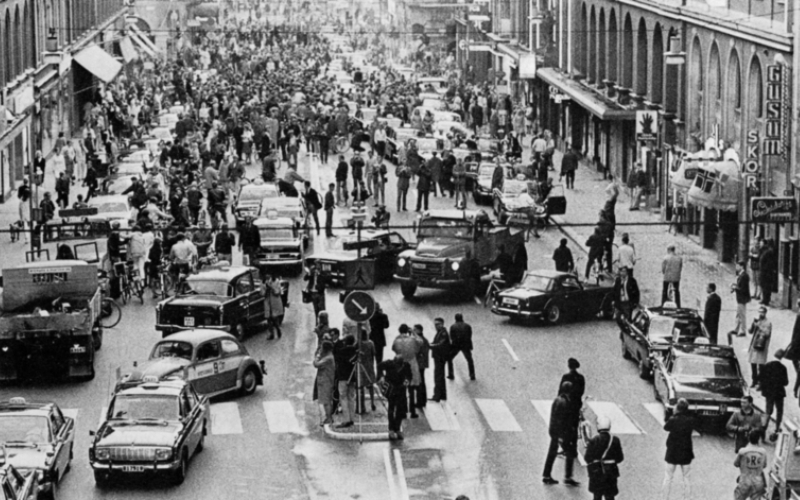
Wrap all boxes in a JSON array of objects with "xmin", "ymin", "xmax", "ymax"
[
  {"xmin": 620, "ymin": 305, "xmax": 711, "ymax": 379},
  {"xmin": 491, "ymin": 270, "xmax": 615, "ymax": 324},
  {"xmin": 652, "ymin": 343, "xmax": 747, "ymax": 422},
  {"xmin": 89, "ymin": 379, "xmax": 209, "ymax": 485},
  {"xmin": 0, "ymin": 397, "xmax": 75, "ymax": 500},
  {"xmin": 307, "ymin": 230, "xmax": 410, "ymax": 285},
  {"xmin": 116, "ymin": 329, "xmax": 265, "ymax": 397}
]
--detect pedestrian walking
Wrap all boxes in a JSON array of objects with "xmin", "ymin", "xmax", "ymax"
[
  {"xmin": 448, "ymin": 313, "xmax": 475, "ymax": 381},
  {"xmin": 661, "ymin": 245, "xmax": 683, "ymax": 307},
  {"xmin": 542, "ymin": 381, "xmax": 579, "ymax": 487},
  {"xmin": 373, "ymin": 159, "xmax": 387, "ymax": 206},
  {"xmin": 585, "ymin": 229, "xmax": 605, "ymax": 279},
  {"xmin": 759, "ymin": 349, "xmax": 788, "ymax": 438},
  {"xmin": 214, "ymin": 223, "xmax": 235, "ymax": 264},
  {"xmin": 613, "ymin": 266, "xmax": 640, "ymax": 322},
  {"xmin": 335, "ymin": 155, "xmax": 349, "ymax": 206},
  {"xmin": 313, "ymin": 340, "xmax": 336, "ymax": 426},
  {"xmin": 452, "ymin": 158, "xmax": 467, "ymax": 208},
  {"xmin": 782, "ymin": 300, "xmax": 800, "ymax": 398},
  {"xmin": 303, "ymin": 181, "xmax": 323, "ymax": 236},
  {"xmin": 368, "ymin": 303, "xmax": 389, "ymax": 364},
  {"xmin": 377, "ymin": 354, "xmax": 412, "ymax": 440},
  {"xmin": 413, "ymin": 324, "xmax": 430, "ymax": 410},
  {"xmin": 552, "ymin": 238, "xmax": 575, "ymax": 273},
  {"xmin": 16, "ymin": 178, "xmax": 30, "ymax": 243},
  {"xmin": 748, "ymin": 305, "xmax": 772, "ymax": 386},
  {"xmin": 704, "ymin": 283, "xmax": 722, "ymax": 344},
  {"xmin": 758, "ymin": 240, "xmax": 777, "ymax": 306},
  {"xmin": 617, "ymin": 234, "xmax": 636, "ymax": 276},
  {"xmin": 729, "ymin": 260, "xmax": 752, "ymax": 343},
  {"xmin": 430, "ymin": 317, "xmax": 451, "ymax": 402},
  {"xmin": 55, "ymin": 172, "xmax": 70, "ymax": 209},
  {"xmin": 304, "ymin": 262, "xmax": 327, "ymax": 320},
  {"xmin": 629, "ymin": 162, "xmax": 648, "ymax": 210},
  {"xmin": 727, "ymin": 396, "xmax": 766, "ymax": 453},
  {"xmin": 749, "ymin": 239, "xmax": 762, "ymax": 300},
  {"xmin": 560, "ymin": 142, "xmax": 578, "ymax": 189},
  {"xmin": 356, "ymin": 328, "xmax": 377, "ymax": 413},
  {"xmin": 238, "ymin": 216, "xmax": 260, "ymax": 266},
  {"xmin": 264, "ymin": 275, "xmax": 284, "ymax": 339},
  {"xmin": 585, "ymin": 415, "xmax": 624, "ymax": 500},
  {"xmin": 662, "ymin": 399, "xmax": 697, "ymax": 500},
  {"xmin": 396, "ymin": 163, "xmax": 411, "ymax": 212},
  {"xmin": 323, "ymin": 183, "xmax": 335, "ymax": 237},
  {"xmin": 392, "ymin": 324, "xmax": 422, "ymax": 418},
  {"xmin": 333, "ymin": 333, "xmax": 357, "ymax": 429},
  {"xmin": 733, "ymin": 430, "xmax": 768, "ymax": 500}
]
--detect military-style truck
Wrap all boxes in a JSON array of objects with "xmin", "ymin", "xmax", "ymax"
[
  {"xmin": 394, "ymin": 210, "xmax": 526, "ymax": 299},
  {"xmin": 0, "ymin": 260, "xmax": 103, "ymax": 381}
]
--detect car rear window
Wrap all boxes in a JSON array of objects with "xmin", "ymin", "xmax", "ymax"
[
  {"xmin": 673, "ymin": 357, "xmax": 739, "ymax": 379},
  {"xmin": 110, "ymin": 395, "xmax": 180, "ymax": 421}
]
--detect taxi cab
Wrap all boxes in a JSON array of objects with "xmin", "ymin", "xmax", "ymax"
[
  {"xmin": 0, "ymin": 398, "xmax": 74, "ymax": 500},
  {"xmin": 233, "ymin": 181, "xmax": 279, "ymax": 225},
  {"xmin": 0, "ymin": 462, "xmax": 38, "ymax": 500},
  {"xmin": 156, "ymin": 265, "xmax": 267, "ymax": 339},
  {"xmin": 89, "ymin": 378, "xmax": 209, "ymax": 485},
  {"xmin": 253, "ymin": 215, "xmax": 306, "ymax": 273},
  {"xmin": 116, "ymin": 329, "xmax": 265, "ymax": 398}
]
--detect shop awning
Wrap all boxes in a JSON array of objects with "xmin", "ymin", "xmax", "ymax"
[
  {"xmin": 73, "ymin": 44, "xmax": 122, "ymax": 83},
  {"xmin": 129, "ymin": 31, "xmax": 155, "ymax": 58},
  {"xmin": 536, "ymin": 68, "xmax": 636, "ymax": 121}
]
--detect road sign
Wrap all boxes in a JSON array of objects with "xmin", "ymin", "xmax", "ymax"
[
  {"xmin": 344, "ymin": 259, "xmax": 375, "ymax": 290},
  {"xmin": 343, "ymin": 290, "xmax": 376, "ymax": 322},
  {"xmin": 636, "ymin": 110, "xmax": 658, "ymax": 141}
]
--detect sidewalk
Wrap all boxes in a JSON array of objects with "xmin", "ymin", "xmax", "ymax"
[{"xmin": 548, "ymin": 148, "xmax": 800, "ymax": 429}]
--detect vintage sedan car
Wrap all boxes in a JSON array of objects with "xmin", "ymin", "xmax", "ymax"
[
  {"xmin": 492, "ymin": 270, "xmax": 614, "ymax": 324},
  {"xmin": 620, "ymin": 306, "xmax": 711, "ymax": 380},
  {"xmin": 156, "ymin": 265, "xmax": 268, "ymax": 338},
  {"xmin": 234, "ymin": 181, "xmax": 279, "ymax": 225},
  {"xmin": 472, "ymin": 163, "xmax": 500, "ymax": 205},
  {"xmin": 259, "ymin": 196, "xmax": 306, "ymax": 226},
  {"xmin": 252, "ymin": 215, "xmax": 307, "ymax": 273},
  {"xmin": 116, "ymin": 329, "xmax": 265, "ymax": 397},
  {"xmin": 492, "ymin": 176, "xmax": 544, "ymax": 225},
  {"xmin": 0, "ymin": 463, "xmax": 38, "ymax": 500},
  {"xmin": 89, "ymin": 379, "xmax": 209, "ymax": 485},
  {"xmin": 306, "ymin": 230, "xmax": 409, "ymax": 285},
  {"xmin": 652, "ymin": 343, "xmax": 747, "ymax": 421},
  {"xmin": 61, "ymin": 194, "xmax": 136, "ymax": 229},
  {"xmin": 0, "ymin": 398, "xmax": 74, "ymax": 500}
]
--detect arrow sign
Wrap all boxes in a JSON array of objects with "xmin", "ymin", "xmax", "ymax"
[{"xmin": 343, "ymin": 290, "xmax": 376, "ymax": 322}]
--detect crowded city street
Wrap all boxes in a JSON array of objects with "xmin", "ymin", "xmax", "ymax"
[{"xmin": 1, "ymin": 0, "xmax": 800, "ymax": 499}]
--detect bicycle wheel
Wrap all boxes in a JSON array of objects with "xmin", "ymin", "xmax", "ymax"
[
  {"xmin": 134, "ymin": 280, "xmax": 145, "ymax": 304},
  {"xmin": 120, "ymin": 277, "xmax": 130, "ymax": 305},
  {"xmin": 100, "ymin": 298, "xmax": 122, "ymax": 329}
]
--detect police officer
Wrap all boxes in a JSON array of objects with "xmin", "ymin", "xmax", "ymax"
[{"xmin": 585, "ymin": 415, "xmax": 624, "ymax": 500}]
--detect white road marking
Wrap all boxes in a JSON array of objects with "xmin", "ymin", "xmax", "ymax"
[
  {"xmin": 643, "ymin": 403, "xmax": 700, "ymax": 436},
  {"xmin": 587, "ymin": 401, "xmax": 643, "ymax": 435},
  {"xmin": 393, "ymin": 449, "xmax": 410, "ymax": 500},
  {"xmin": 383, "ymin": 448, "xmax": 397, "ymax": 500},
  {"xmin": 62, "ymin": 409, "xmax": 79, "ymax": 421},
  {"xmin": 263, "ymin": 400, "xmax": 301, "ymax": 434},
  {"xmin": 424, "ymin": 402, "xmax": 461, "ymax": 431},
  {"xmin": 531, "ymin": 400, "xmax": 552, "ymax": 425},
  {"xmin": 210, "ymin": 402, "xmax": 244, "ymax": 435},
  {"xmin": 475, "ymin": 399, "xmax": 522, "ymax": 432},
  {"xmin": 501, "ymin": 339, "xmax": 520, "ymax": 362}
]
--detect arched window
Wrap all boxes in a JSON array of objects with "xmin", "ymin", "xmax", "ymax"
[
  {"xmin": 608, "ymin": 10, "xmax": 617, "ymax": 82},
  {"xmin": 621, "ymin": 14, "xmax": 633, "ymax": 89},
  {"xmin": 708, "ymin": 42, "xmax": 721, "ymax": 125},
  {"xmin": 4, "ymin": 12, "xmax": 11, "ymax": 85},
  {"xmin": 13, "ymin": 6, "xmax": 21, "ymax": 79},
  {"xmin": 635, "ymin": 18, "xmax": 648, "ymax": 96},
  {"xmin": 748, "ymin": 56, "xmax": 763, "ymax": 121},
  {"xmin": 688, "ymin": 36, "xmax": 704, "ymax": 149},
  {"xmin": 588, "ymin": 6, "xmax": 596, "ymax": 82},
  {"xmin": 728, "ymin": 50, "xmax": 741, "ymax": 110},
  {"xmin": 23, "ymin": 1, "xmax": 33, "ymax": 69},
  {"xmin": 578, "ymin": 3, "xmax": 587, "ymax": 75},
  {"xmin": 651, "ymin": 25, "xmax": 663, "ymax": 104},
  {"xmin": 598, "ymin": 9, "xmax": 606, "ymax": 83}
]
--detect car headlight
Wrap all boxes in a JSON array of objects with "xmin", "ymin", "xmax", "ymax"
[
  {"xmin": 451, "ymin": 262, "xmax": 460, "ymax": 271},
  {"xmin": 398, "ymin": 258, "xmax": 407, "ymax": 267},
  {"xmin": 155, "ymin": 448, "xmax": 172, "ymax": 460},
  {"xmin": 95, "ymin": 448, "xmax": 110, "ymax": 460}
]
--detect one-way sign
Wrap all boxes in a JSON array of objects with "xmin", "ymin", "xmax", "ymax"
[{"xmin": 343, "ymin": 291, "xmax": 376, "ymax": 322}]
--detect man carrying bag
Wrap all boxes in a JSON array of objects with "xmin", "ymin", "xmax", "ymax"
[{"xmin": 585, "ymin": 415, "xmax": 624, "ymax": 500}]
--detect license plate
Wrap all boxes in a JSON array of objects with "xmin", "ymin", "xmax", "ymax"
[
  {"xmin": 700, "ymin": 409, "xmax": 720, "ymax": 416},
  {"xmin": 411, "ymin": 263, "xmax": 426, "ymax": 269},
  {"xmin": 184, "ymin": 317, "xmax": 195, "ymax": 327},
  {"xmin": 265, "ymin": 255, "xmax": 279, "ymax": 260},
  {"xmin": 322, "ymin": 264, "xmax": 332, "ymax": 271},
  {"xmin": 504, "ymin": 298, "xmax": 519, "ymax": 306},
  {"xmin": 122, "ymin": 465, "xmax": 146, "ymax": 472},
  {"xmin": 70, "ymin": 346, "xmax": 86, "ymax": 354}
]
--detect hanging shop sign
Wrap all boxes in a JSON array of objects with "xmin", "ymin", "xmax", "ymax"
[
  {"xmin": 764, "ymin": 65, "xmax": 788, "ymax": 158},
  {"xmin": 751, "ymin": 196, "xmax": 796, "ymax": 223},
  {"xmin": 636, "ymin": 110, "xmax": 658, "ymax": 141},
  {"xmin": 742, "ymin": 130, "xmax": 760, "ymax": 191}
]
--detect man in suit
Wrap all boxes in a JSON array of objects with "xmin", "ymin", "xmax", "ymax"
[
  {"xmin": 704, "ymin": 283, "xmax": 722, "ymax": 344},
  {"xmin": 303, "ymin": 181, "xmax": 322, "ymax": 236},
  {"xmin": 448, "ymin": 313, "xmax": 475, "ymax": 381},
  {"xmin": 323, "ymin": 183, "xmax": 336, "ymax": 237},
  {"xmin": 729, "ymin": 260, "xmax": 751, "ymax": 344},
  {"xmin": 613, "ymin": 266, "xmax": 640, "ymax": 324},
  {"xmin": 430, "ymin": 317, "xmax": 452, "ymax": 402}
]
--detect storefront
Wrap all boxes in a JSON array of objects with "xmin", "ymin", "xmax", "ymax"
[{"xmin": 71, "ymin": 44, "xmax": 123, "ymax": 130}]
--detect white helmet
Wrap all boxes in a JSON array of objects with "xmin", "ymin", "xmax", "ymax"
[{"xmin": 596, "ymin": 415, "xmax": 611, "ymax": 431}]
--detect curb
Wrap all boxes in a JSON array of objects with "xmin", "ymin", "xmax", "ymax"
[{"xmin": 322, "ymin": 424, "xmax": 391, "ymax": 441}]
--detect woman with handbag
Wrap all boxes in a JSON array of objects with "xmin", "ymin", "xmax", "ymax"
[
  {"xmin": 584, "ymin": 415, "xmax": 624, "ymax": 500},
  {"xmin": 749, "ymin": 305, "xmax": 772, "ymax": 387}
]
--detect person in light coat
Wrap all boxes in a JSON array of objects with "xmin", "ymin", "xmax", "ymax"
[
  {"xmin": 392, "ymin": 324, "xmax": 422, "ymax": 418},
  {"xmin": 748, "ymin": 305, "xmax": 772, "ymax": 386},
  {"xmin": 265, "ymin": 275, "xmax": 285, "ymax": 339}
]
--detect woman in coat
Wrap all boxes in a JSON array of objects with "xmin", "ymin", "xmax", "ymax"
[
  {"xmin": 313, "ymin": 341, "xmax": 336, "ymax": 425},
  {"xmin": 748, "ymin": 305, "xmax": 772, "ymax": 385},
  {"xmin": 662, "ymin": 399, "xmax": 697, "ymax": 500},
  {"xmin": 265, "ymin": 275, "xmax": 285, "ymax": 339},
  {"xmin": 357, "ymin": 328, "xmax": 377, "ymax": 412},
  {"xmin": 392, "ymin": 324, "xmax": 422, "ymax": 418}
]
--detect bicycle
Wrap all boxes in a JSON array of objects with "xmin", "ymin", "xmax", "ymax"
[
  {"xmin": 97, "ymin": 272, "xmax": 123, "ymax": 329},
  {"xmin": 483, "ymin": 271, "xmax": 506, "ymax": 308},
  {"xmin": 578, "ymin": 396, "xmax": 595, "ymax": 450}
]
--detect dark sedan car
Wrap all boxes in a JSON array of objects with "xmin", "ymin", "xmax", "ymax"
[
  {"xmin": 652, "ymin": 343, "xmax": 747, "ymax": 422},
  {"xmin": 491, "ymin": 270, "xmax": 614, "ymax": 324},
  {"xmin": 306, "ymin": 230, "xmax": 409, "ymax": 285},
  {"xmin": 620, "ymin": 306, "xmax": 711, "ymax": 380}
]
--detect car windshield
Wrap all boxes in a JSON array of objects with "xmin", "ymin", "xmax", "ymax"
[
  {"xmin": 182, "ymin": 279, "xmax": 232, "ymax": 296},
  {"xmin": 92, "ymin": 202, "xmax": 128, "ymax": 214},
  {"xmin": 109, "ymin": 395, "xmax": 180, "ymax": 421},
  {"xmin": 418, "ymin": 219, "xmax": 473, "ymax": 239},
  {"xmin": 673, "ymin": 356, "xmax": 740, "ymax": 379},
  {"xmin": 240, "ymin": 187, "xmax": 276, "ymax": 201},
  {"xmin": 0, "ymin": 415, "xmax": 51, "ymax": 444},
  {"xmin": 150, "ymin": 341, "xmax": 194, "ymax": 361},
  {"xmin": 503, "ymin": 181, "xmax": 530, "ymax": 196},
  {"xmin": 649, "ymin": 317, "xmax": 708, "ymax": 342},
  {"xmin": 520, "ymin": 275, "xmax": 553, "ymax": 292},
  {"xmin": 259, "ymin": 227, "xmax": 295, "ymax": 240}
]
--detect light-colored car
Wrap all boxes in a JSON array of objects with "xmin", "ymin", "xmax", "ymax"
[
  {"xmin": 253, "ymin": 215, "xmax": 307, "ymax": 271},
  {"xmin": 417, "ymin": 77, "xmax": 448, "ymax": 94},
  {"xmin": 234, "ymin": 182, "xmax": 279, "ymax": 224},
  {"xmin": 421, "ymin": 98, "xmax": 447, "ymax": 111},
  {"xmin": 259, "ymin": 196, "xmax": 306, "ymax": 224},
  {"xmin": 62, "ymin": 194, "xmax": 135, "ymax": 229}
]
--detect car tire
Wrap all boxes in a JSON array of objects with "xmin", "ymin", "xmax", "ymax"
[
  {"xmin": 93, "ymin": 471, "xmax": 111, "ymax": 488},
  {"xmin": 638, "ymin": 359, "xmax": 651, "ymax": 380},
  {"xmin": 241, "ymin": 367, "xmax": 259, "ymax": 396},
  {"xmin": 545, "ymin": 303, "xmax": 561, "ymax": 325},
  {"xmin": 400, "ymin": 282, "xmax": 417, "ymax": 299},
  {"xmin": 234, "ymin": 323, "xmax": 245, "ymax": 340},
  {"xmin": 621, "ymin": 337, "xmax": 631, "ymax": 359},
  {"xmin": 172, "ymin": 451, "xmax": 188, "ymax": 485}
]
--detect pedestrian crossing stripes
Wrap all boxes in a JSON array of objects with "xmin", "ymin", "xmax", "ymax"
[
  {"xmin": 475, "ymin": 399, "xmax": 523, "ymax": 432},
  {"xmin": 531, "ymin": 400, "xmax": 644, "ymax": 435},
  {"xmin": 423, "ymin": 401, "xmax": 461, "ymax": 431},
  {"xmin": 262, "ymin": 400, "xmax": 301, "ymax": 434},
  {"xmin": 211, "ymin": 402, "xmax": 244, "ymax": 435}
]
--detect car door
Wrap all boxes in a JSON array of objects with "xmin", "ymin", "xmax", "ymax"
[
  {"xmin": 219, "ymin": 339, "xmax": 246, "ymax": 391},
  {"xmin": 232, "ymin": 274, "xmax": 254, "ymax": 325},
  {"xmin": 652, "ymin": 351, "xmax": 672, "ymax": 404},
  {"xmin": 191, "ymin": 340, "xmax": 224, "ymax": 395},
  {"xmin": 559, "ymin": 276, "xmax": 582, "ymax": 317},
  {"xmin": 180, "ymin": 387, "xmax": 203, "ymax": 456},
  {"xmin": 247, "ymin": 270, "xmax": 266, "ymax": 324},
  {"xmin": 49, "ymin": 408, "xmax": 74, "ymax": 481}
]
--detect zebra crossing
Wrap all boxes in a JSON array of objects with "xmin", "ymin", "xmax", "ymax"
[{"xmin": 63, "ymin": 397, "xmax": 682, "ymax": 438}]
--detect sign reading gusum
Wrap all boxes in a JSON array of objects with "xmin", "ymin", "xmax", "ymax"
[
  {"xmin": 751, "ymin": 196, "xmax": 796, "ymax": 223},
  {"xmin": 764, "ymin": 65, "xmax": 786, "ymax": 157}
]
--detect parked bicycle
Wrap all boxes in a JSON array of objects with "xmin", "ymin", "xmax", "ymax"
[{"xmin": 97, "ymin": 271, "xmax": 122, "ymax": 329}]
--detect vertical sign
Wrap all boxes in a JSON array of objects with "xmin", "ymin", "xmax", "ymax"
[
  {"xmin": 764, "ymin": 65, "xmax": 785, "ymax": 157},
  {"xmin": 743, "ymin": 130, "xmax": 759, "ymax": 192}
]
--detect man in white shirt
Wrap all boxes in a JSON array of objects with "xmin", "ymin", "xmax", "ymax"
[
  {"xmin": 169, "ymin": 233, "xmax": 198, "ymax": 282},
  {"xmin": 618, "ymin": 233, "xmax": 637, "ymax": 276}
]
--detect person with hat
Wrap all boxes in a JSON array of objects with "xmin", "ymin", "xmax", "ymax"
[
  {"xmin": 748, "ymin": 305, "xmax": 773, "ymax": 387},
  {"xmin": 585, "ymin": 415, "xmax": 624, "ymax": 500},
  {"xmin": 759, "ymin": 348, "xmax": 788, "ymax": 437},
  {"xmin": 729, "ymin": 260, "xmax": 752, "ymax": 344}
]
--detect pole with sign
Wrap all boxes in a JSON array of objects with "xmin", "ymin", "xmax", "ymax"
[{"xmin": 342, "ymin": 290, "xmax": 376, "ymax": 426}]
